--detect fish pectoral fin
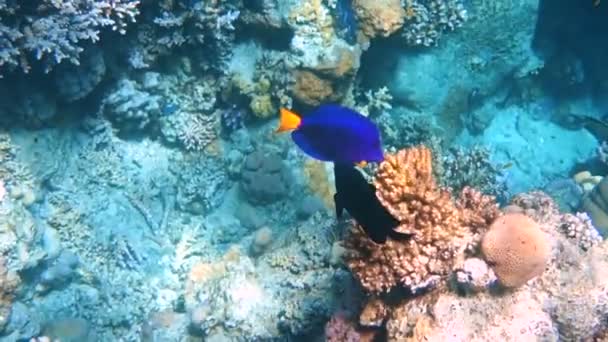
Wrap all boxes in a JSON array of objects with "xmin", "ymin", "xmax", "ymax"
[
  {"xmin": 276, "ymin": 108, "xmax": 302, "ymax": 133},
  {"xmin": 334, "ymin": 193, "xmax": 344, "ymax": 218}
]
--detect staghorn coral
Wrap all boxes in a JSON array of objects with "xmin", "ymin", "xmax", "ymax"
[
  {"xmin": 0, "ymin": 0, "xmax": 139, "ymax": 74},
  {"xmin": 174, "ymin": 113, "xmax": 219, "ymax": 152},
  {"xmin": 344, "ymin": 146, "xmax": 499, "ymax": 294},
  {"xmin": 125, "ymin": 0, "xmax": 240, "ymax": 70}
]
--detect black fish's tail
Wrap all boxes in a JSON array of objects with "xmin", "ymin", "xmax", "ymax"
[{"xmin": 388, "ymin": 229, "xmax": 413, "ymax": 241}]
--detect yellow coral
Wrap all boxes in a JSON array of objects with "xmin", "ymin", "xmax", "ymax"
[
  {"xmin": 292, "ymin": 70, "xmax": 335, "ymax": 106},
  {"xmin": 352, "ymin": 0, "xmax": 406, "ymax": 38},
  {"xmin": 250, "ymin": 94, "xmax": 276, "ymax": 119}
]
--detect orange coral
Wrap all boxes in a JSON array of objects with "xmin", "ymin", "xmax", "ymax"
[
  {"xmin": 344, "ymin": 146, "xmax": 499, "ymax": 294},
  {"xmin": 292, "ymin": 70, "xmax": 335, "ymax": 106}
]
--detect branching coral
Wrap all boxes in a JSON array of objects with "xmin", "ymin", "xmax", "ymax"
[
  {"xmin": 129, "ymin": 0, "xmax": 240, "ymax": 70},
  {"xmin": 344, "ymin": 146, "xmax": 499, "ymax": 294},
  {"xmin": 401, "ymin": 0, "xmax": 467, "ymax": 47},
  {"xmin": 0, "ymin": 0, "xmax": 140, "ymax": 74},
  {"xmin": 439, "ymin": 146, "xmax": 508, "ymax": 200}
]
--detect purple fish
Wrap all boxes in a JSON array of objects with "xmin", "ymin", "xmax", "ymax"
[{"xmin": 276, "ymin": 104, "xmax": 384, "ymax": 165}]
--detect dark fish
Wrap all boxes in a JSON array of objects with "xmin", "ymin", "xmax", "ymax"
[
  {"xmin": 277, "ymin": 104, "xmax": 384, "ymax": 165},
  {"xmin": 333, "ymin": 163, "xmax": 412, "ymax": 244},
  {"xmin": 562, "ymin": 113, "xmax": 608, "ymax": 140}
]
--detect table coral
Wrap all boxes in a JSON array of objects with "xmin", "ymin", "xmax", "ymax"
[{"xmin": 344, "ymin": 146, "xmax": 499, "ymax": 294}]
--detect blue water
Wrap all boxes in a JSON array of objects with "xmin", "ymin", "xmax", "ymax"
[{"xmin": 0, "ymin": 0, "xmax": 606, "ymax": 341}]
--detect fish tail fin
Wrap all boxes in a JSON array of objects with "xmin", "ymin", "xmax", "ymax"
[
  {"xmin": 388, "ymin": 229, "xmax": 413, "ymax": 242},
  {"xmin": 276, "ymin": 108, "xmax": 302, "ymax": 133}
]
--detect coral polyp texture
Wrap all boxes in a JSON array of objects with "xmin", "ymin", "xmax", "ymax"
[
  {"xmin": 481, "ymin": 212, "xmax": 551, "ymax": 287},
  {"xmin": 344, "ymin": 146, "xmax": 500, "ymax": 294}
]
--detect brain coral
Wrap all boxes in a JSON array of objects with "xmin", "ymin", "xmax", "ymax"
[
  {"xmin": 344, "ymin": 146, "xmax": 499, "ymax": 294},
  {"xmin": 481, "ymin": 213, "xmax": 551, "ymax": 287}
]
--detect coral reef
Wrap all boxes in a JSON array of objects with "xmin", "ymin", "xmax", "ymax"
[
  {"xmin": 400, "ymin": 0, "xmax": 467, "ymax": 47},
  {"xmin": 348, "ymin": 190, "xmax": 607, "ymax": 341},
  {"xmin": 0, "ymin": 0, "xmax": 606, "ymax": 340},
  {"xmin": 0, "ymin": 0, "xmax": 139, "ymax": 74},
  {"xmin": 439, "ymin": 146, "xmax": 508, "ymax": 201},
  {"xmin": 344, "ymin": 146, "xmax": 499, "ymax": 294},
  {"xmin": 352, "ymin": 0, "xmax": 405, "ymax": 38},
  {"xmin": 183, "ymin": 214, "xmax": 344, "ymax": 339}
]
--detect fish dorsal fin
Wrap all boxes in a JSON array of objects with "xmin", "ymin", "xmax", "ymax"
[{"xmin": 276, "ymin": 108, "xmax": 302, "ymax": 133}]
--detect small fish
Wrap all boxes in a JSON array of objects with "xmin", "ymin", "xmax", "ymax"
[
  {"xmin": 277, "ymin": 104, "xmax": 384, "ymax": 166},
  {"xmin": 333, "ymin": 163, "xmax": 412, "ymax": 244},
  {"xmin": 501, "ymin": 161, "xmax": 514, "ymax": 170}
]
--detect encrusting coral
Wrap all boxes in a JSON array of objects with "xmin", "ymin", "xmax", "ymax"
[{"xmin": 344, "ymin": 146, "xmax": 500, "ymax": 294}]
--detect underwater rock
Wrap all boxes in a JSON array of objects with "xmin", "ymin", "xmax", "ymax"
[
  {"xmin": 54, "ymin": 46, "xmax": 106, "ymax": 103},
  {"xmin": 250, "ymin": 226, "xmax": 273, "ymax": 256},
  {"xmin": 388, "ymin": 0, "xmax": 542, "ymax": 122},
  {"xmin": 543, "ymin": 178, "xmax": 584, "ymax": 213},
  {"xmin": 42, "ymin": 318, "xmax": 91, "ymax": 342},
  {"xmin": 240, "ymin": 150, "xmax": 291, "ymax": 205},
  {"xmin": 296, "ymin": 195, "xmax": 325, "ymax": 220},
  {"xmin": 352, "ymin": 0, "xmax": 405, "ymax": 38},
  {"xmin": 103, "ymin": 79, "xmax": 162, "ymax": 134},
  {"xmin": 3, "ymin": 301, "xmax": 41, "ymax": 340}
]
